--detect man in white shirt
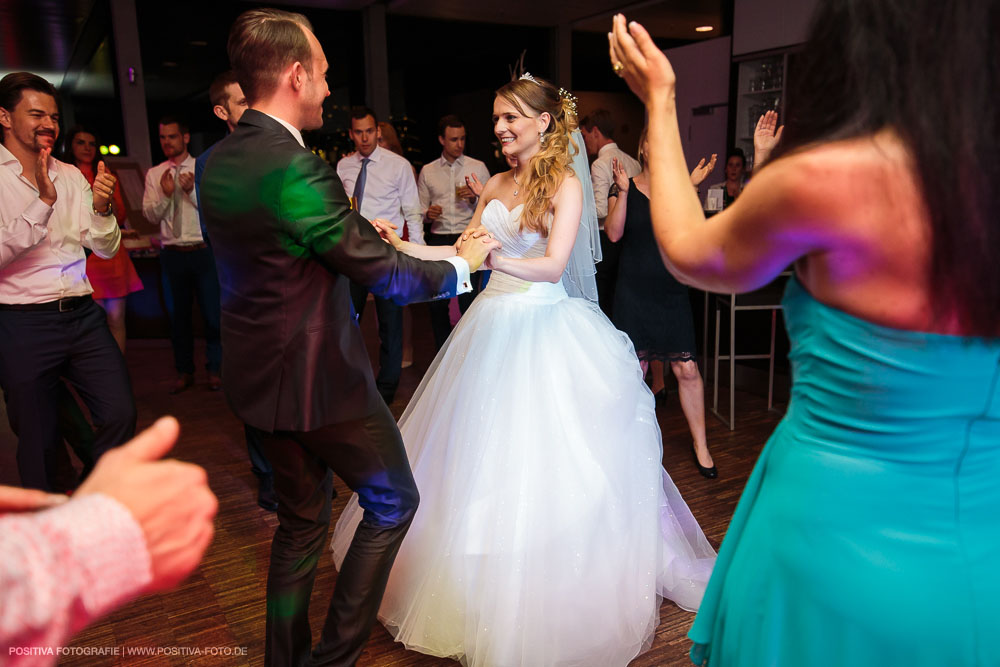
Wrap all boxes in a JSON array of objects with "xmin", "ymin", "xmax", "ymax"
[
  {"xmin": 417, "ymin": 114, "xmax": 491, "ymax": 349},
  {"xmin": 580, "ymin": 109, "xmax": 640, "ymax": 319},
  {"xmin": 0, "ymin": 72, "xmax": 135, "ymax": 491},
  {"xmin": 142, "ymin": 116, "xmax": 222, "ymax": 394},
  {"xmin": 337, "ymin": 107, "xmax": 422, "ymax": 405}
]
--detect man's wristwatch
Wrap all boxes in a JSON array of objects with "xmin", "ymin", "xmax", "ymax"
[{"xmin": 92, "ymin": 201, "xmax": 113, "ymax": 217}]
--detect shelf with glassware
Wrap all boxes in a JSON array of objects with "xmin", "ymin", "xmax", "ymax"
[{"xmin": 734, "ymin": 53, "xmax": 788, "ymax": 171}]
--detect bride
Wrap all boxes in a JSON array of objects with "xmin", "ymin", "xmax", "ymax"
[{"xmin": 332, "ymin": 74, "xmax": 716, "ymax": 666}]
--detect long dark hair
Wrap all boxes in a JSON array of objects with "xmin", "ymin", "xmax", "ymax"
[
  {"xmin": 61, "ymin": 125, "xmax": 99, "ymax": 171},
  {"xmin": 769, "ymin": 0, "xmax": 999, "ymax": 335}
]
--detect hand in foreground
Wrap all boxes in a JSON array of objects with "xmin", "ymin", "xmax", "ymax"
[
  {"xmin": 457, "ymin": 230, "xmax": 501, "ymax": 272},
  {"xmin": 690, "ymin": 154, "xmax": 718, "ymax": 186},
  {"xmin": 608, "ymin": 15, "xmax": 676, "ymax": 105},
  {"xmin": 76, "ymin": 416, "xmax": 217, "ymax": 593},
  {"xmin": 36, "ymin": 148, "xmax": 57, "ymax": 206},
  {"xmin": 370, "ymin": 218, "xmax": 402, "ymax": 249},
  {"xmin": 465, "ymin": 174, "xmax": 485, "ymax": 197},
  {"xmin": 92, "ymin": 161, "xmax": 117, "ymax": 212},
  {"xmin": 0, "ymin": 485, "xmax": 68, "ymax": 513},
  {"xmin": 753, "ymin": 110, "xmax": 784, "ymax": 168},
  {"xmin": 612, "ymin": 157, "xmax": 631, "ymax": 194}
]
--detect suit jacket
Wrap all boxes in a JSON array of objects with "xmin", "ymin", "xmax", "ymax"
[{"xmin": 200, "ymin": 110, "xmax": 459, "ymax": 432}]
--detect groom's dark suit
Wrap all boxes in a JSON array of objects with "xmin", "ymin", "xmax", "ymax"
[{"xmin": 200, "ymin": 110, "xmax": 463, "ymax": 666}]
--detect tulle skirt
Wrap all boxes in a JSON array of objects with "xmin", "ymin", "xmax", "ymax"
[{"xmin": 332, "ymin": 275, "xmax": 716, "ymax": 666}]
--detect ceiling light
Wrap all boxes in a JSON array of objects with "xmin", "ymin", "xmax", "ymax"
[{"xmin": 695, "ymin": 25, "xmax": 714, "ymax": 32}]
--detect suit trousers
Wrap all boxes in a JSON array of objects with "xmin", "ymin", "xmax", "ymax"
[
  {"xmin": 596, "ymin": 228, "xmax": 622, "ymax": 320},
  {"xmin": 0, "ymin": 299, "xmax": 136, "ymax": 491},
  {"xmin": 348, "ymin": 282, "xmax": 402, "ymax": 401},
  {"xmin": 251, "ymin": 401, "xmax": 418, "ymax": 667},
  {"xmin": 160, "ymin": 245, "xmax": 222, "ymax": 374},
  {"xmin": 425, "ymin": 231, "xmax": 480, "ymax": 350}
]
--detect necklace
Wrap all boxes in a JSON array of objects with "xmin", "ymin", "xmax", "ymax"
[{"xmin": 512, "ymin": 170, "xmax": 522, "ymax": 196}]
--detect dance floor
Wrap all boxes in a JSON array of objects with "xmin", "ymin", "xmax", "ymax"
[{"xmin": 0, "ymin": 303, "xmax": 784, "ymax": 666}]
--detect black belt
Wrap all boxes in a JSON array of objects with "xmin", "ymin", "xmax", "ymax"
[
  {"xmin": 0, "ymin": 295, "xmax": 93, "ymax": 312},
  {"xmin": 163, "ymin": 242, "xmax": 208, "ymax": 252}
]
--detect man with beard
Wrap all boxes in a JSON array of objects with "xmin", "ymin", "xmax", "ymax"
[{"xmin": 0, "ymin": 72, "xmax": 135, "ymax": 490}]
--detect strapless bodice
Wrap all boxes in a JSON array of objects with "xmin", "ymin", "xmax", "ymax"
[{"xmin": 478, "ymin": 199, "xmax": 567, "ymax": 302}]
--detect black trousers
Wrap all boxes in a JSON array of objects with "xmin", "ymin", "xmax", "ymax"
[
  {"xmin": 425, "ymin": 231, "xmax": 480, "ymax": 350},
  {"xmin": 595, "ymin": 229, "xmax": 621, "ymax": 320},
  {"xmin": 160, "ymin": 245, "xmax": 222, "ymax": 374},
  {"xmin": 251, "ymin": 401, "xmax": 418, "ymax": 667},
  {"xmin": 0, "ymin": 299, "xmax": 136, "ymax": 491},
  {"xmin": 349, "ymin": 282, "xmax": 402, "ymax": 401}
]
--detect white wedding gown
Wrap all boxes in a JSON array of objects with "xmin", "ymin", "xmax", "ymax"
[{"xmin": 332, "ymin": 199, "xmax": 716, "ymax": 666}]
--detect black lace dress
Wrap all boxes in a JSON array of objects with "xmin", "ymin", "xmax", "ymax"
[{"xmin": 612, "ymin": 180, "xmax": 697, "ymax": 362}]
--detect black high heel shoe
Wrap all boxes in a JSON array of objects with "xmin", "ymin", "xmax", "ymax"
[
  {"xmin": 692, "ymin": 445, "xmax": 718, "ymax": 479},
  {"xmin": 653, "ymin": 388, "xmax": 667, "ymax": 406}
]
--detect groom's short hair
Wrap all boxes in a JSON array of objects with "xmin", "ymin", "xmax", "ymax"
[{"xmin": 227, "ymin": 8, "xmax": 314, "ymax": 105}]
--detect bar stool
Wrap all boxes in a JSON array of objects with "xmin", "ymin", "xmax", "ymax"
[{"xmin": 709, "ymin": 272, "xmax": 790, "ymax": 430}]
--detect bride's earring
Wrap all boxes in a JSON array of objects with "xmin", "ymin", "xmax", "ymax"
[{"xmin": 539, "ymin": 130, "xmax": 546, "ymax": 146}]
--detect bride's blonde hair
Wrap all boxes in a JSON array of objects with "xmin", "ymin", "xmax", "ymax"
[{"xmin": 495, "ymin": 77, "xmax": 580, "ymax": 236}]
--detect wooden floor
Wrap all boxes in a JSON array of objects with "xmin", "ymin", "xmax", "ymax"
[{"xmin": 0, "ymin": 303, "xmax": 786, "ymax": 667}]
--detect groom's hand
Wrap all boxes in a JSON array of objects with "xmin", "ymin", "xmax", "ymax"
[{"xmin": 457, "ymin": 232, "xmax": 500, "ymax": 272}]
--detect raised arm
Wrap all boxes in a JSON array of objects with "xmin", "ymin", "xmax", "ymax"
[
  {"xmin": 609, "ymin": 16, "xmax": 829, "ymax": 293},
  {"xmin": 604, "ymin": 158, "xmax": 631, "ymax": 242},
  {"xmin": 753, "ymin": 110, "xmax": 784, "ymax": 171}
]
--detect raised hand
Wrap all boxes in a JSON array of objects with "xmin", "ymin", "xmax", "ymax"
[
  {"xmin": 76, "ymin": 416, "xmax": 217, "ymax": 593},
  {"xmin": 689, "ymin": 154, "xmax": 718, "ymax": 186},
  {"xmin": 612, "ymin": 157, "xmax": 630, "ymax": 194},
  {"xmin": 92, "ymin": 161, "xmax": 116, "ymax": 212},
  {"xmin": 160, "ymin": 168, "xmax": 176, "ymax": 196},
  {"xmin": 465, "ymin": 174, "xmax": 485, "ymax": 197},
  {"xmin": 608, "ymin": 15, "xmax": 677, "ymax": 105},
  {"xmin": 36, "ymin": 148, "xmax": 57, "ymax": 206},
  {"xmin": 178, "ymin": 171, "xmax": 195, "ymax": 194},
  {"xmin": 753, "ymin": 110, "xmax": 784, "ymax": 169}
]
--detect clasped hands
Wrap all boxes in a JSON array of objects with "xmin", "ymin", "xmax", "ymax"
[{"xmin": 368, "ymin": 218, "xmax": 501, "ymax": 272}]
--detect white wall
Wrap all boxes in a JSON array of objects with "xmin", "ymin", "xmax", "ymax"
[
  {"xmin": 663, "ymin": 36, "xmax": 732, "ymax": 197},
  {"xmin": 733, "ymin": 0, "xmax": 821, "ymax": 55}
]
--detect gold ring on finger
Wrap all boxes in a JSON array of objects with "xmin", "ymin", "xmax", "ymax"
[{"xmin": 612, "ymin": 62, "xmax": 625, "ymax": 76}]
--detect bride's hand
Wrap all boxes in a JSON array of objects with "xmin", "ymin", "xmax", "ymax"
[
  {"xmin": 370, "ymin": 218, "xmax": 402, "ymax": 249},
  {"xmin": 609, "ymin": 15, "xmax": 676, "ymax": 105},
  {"xmin": 483, "ymin": 247, "xmax": 502, "ymax": 271}
]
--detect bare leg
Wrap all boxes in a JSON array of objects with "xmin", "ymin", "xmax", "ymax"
[
  {"xmin": 650, "ymin": 359, "xmax": 666, "ymax": 395},
  {"xmin": 671, "ymin": 359, "xmax": 714, "ymax": 468},
  {"xmin": 98, "ymin": 297, "xmax": 128, "ymax": 354}
]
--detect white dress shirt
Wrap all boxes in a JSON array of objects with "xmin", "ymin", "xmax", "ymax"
[
  {"xmin": 417, "ymin": 154, "xmax": 491, "ymax": 236},
  {"xmin": 142, "ymin": 154, "xmax": 202, "ymax": 245},
  {"xmin": 590, "ymin": 142, "xmax": 641, "ymax": 222},
  {"xmin": 0, "ymin": 143, "xmax": 120, "ymax": 303},
  {"xmin": 337, "ymin": 146, "xmax": 424, "ymax": 245}
]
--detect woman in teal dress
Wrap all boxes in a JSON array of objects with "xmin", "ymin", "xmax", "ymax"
[{"xmin": 610, "ymin": 0, "xmax": 1000, "ymax": 664}]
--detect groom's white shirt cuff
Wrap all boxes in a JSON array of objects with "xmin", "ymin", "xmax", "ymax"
[{"xmin": 444, "ymin": 257, "xmax": 473, "ymax": 295}]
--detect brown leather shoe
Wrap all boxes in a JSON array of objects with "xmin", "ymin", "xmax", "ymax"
[
  {"xmin": 169, "ymin": 373, "xmax": 194, "ymax": 394},
  {"xmin": 207, "ymin": 373, "xmax": 223, "ymax": 392}
]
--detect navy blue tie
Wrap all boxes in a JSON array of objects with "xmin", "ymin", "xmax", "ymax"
[{"xmin": 353, "ymin": 158, "xmax": 370, "ymax": 211}]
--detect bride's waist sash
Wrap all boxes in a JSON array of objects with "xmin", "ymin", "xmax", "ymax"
[{"xmin": 481, "ymin": 271, "xmax": 568, "ymax": 303}]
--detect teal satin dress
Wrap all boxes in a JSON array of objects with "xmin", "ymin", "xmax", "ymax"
[{"xmin": 689, "ymin": 276, "xmax": 1000, "ymax": 666}]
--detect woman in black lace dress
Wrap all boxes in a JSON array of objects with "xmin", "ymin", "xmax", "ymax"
[{"xmin": 606, "ymin": 128, "xmax": 718, "ymax": 477}]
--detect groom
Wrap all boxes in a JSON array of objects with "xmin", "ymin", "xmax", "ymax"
[{"xmin": 200, "ymin": 8, "xmax": 495, "ymax": 665}]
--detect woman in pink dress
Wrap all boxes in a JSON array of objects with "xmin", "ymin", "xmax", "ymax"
[{"xmin": 64, "ymin": 126, "xmax": 143, "ymax": 352}]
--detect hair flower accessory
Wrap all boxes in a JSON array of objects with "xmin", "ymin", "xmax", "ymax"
[{"xmin": 558, "ymin": 87, "xmax": 578, "ymax": 116}]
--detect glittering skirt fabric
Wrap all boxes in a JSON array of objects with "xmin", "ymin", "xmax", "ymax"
[{"xmin": 332, "ymin": 276, "xmax": 716, "ymax": 666}]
